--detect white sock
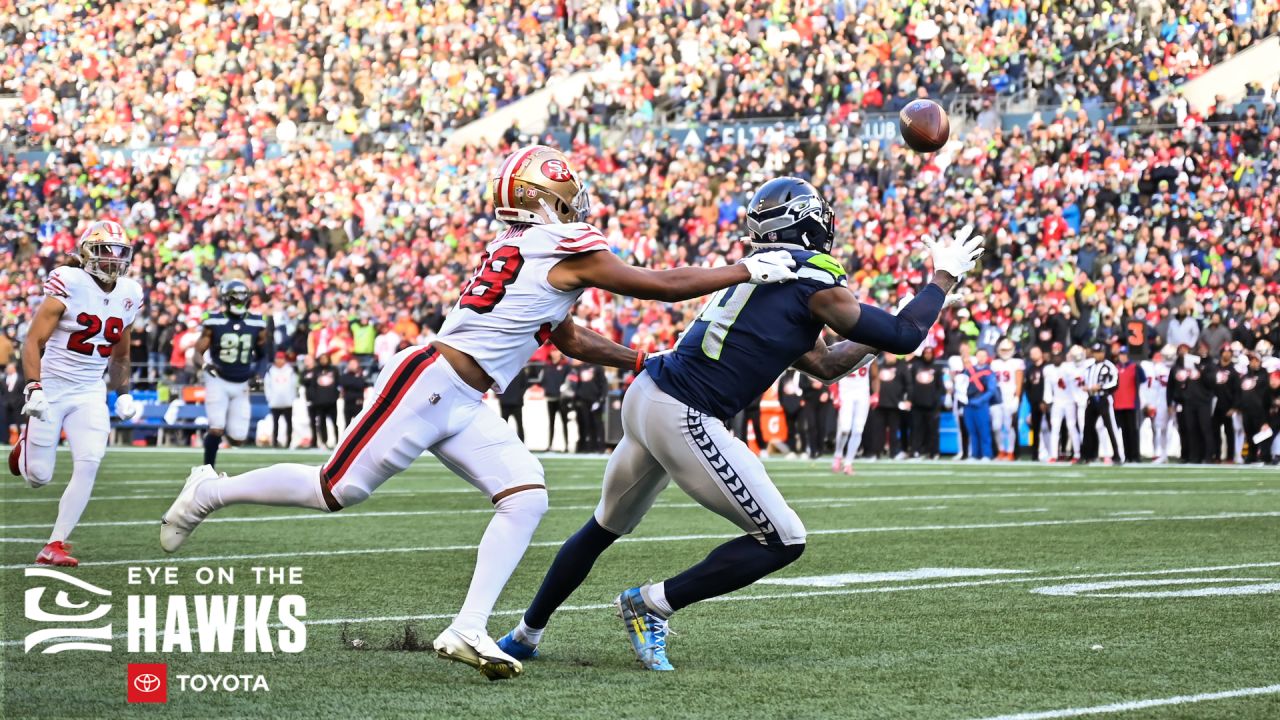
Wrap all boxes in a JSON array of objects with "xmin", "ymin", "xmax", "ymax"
[
  {"xmin": 514, "ymin": 619, "xmax": 544, "ymax": 646},
  {"xmin": 50, "ymin": 460, "xmax": 98, "ymax": 542},
  {"xmin": 641, "ymin": 581, "xmax": 674, "ymax": 617},
  {"xmin": 452, "ymin": 488, "xmax": 548, "ymax": 633},
  {"xmin": 197, "ymin": 463, "xmax": 329, "ymax": 512}
]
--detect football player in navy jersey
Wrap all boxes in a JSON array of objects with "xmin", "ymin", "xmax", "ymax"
[
  {"xmin": 194, "ymin": 280, "xmax": 268, "ymax": 468},
  {"xmin": 498, "ymin": 177, "xmax": 984, "ymax": 670}
]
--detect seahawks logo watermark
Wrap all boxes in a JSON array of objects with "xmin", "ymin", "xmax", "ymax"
[{"xmin": 24, "ymin": 568, "xmax": 114, "ymax": 654}]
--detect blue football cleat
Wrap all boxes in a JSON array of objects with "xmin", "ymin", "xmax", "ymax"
[
  {"xmin": 496, "ymin": 630, "xmax": 540, "ymax": 661},
  {"xmin": 615, "ymin": 587, "xmax": 674, "ymax": 671}
]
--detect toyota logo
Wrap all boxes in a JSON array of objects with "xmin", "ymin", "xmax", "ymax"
[{"xmin": 133, "ymin": 674, "xmax": 162, "ymax": 693}]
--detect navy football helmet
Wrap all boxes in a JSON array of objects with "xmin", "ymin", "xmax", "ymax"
[
  {"xmin": 745, "ymin": 177, "xmax": 835, "ymax": 253},
  {"xmin": 220, "ymin": 279, "xmax": 251, "ymax": 317}
]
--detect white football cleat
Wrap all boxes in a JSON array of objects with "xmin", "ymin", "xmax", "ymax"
[
  {"xmin": 433, "ymin": 626, "xmax": 522, "ymax": 681},
  {"xmin": 160, "ymin": 465, "xmax": 220, "ymax": 553}
]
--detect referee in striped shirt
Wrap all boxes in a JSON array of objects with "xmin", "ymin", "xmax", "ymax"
[{"xmin": 1082, "ymin": 342, "xmax": 1125, "ymax": 464}]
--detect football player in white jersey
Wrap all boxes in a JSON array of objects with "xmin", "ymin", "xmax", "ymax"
[
  {"xmin": 1044, "ymin": 346, "xmax": 1084, "ymax": 463},
  {"xmin": 833, "ymin": 361, "xmax": 874, "ymax": 474},
  {"xmin": 989, "ymin": 337, "xmax": 1025, "ymax": 460},
  {"xmin": 158, "ymin": 145, "xmax": 798, "ymax": 679},
  {"xmin": 1140, "ymin": 345, "xmax": 1176, "ymax": 463},
  {"xmin": 9, "ymin": 220, "xmax": 143, "ymax": 566}
]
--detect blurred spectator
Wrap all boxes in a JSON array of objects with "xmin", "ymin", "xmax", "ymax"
[
  {"xmin": 338, "ymin": 357, "xmax": 370, "ymax": 429},
  {"xmin": 303, "ymin": 354, "xmax": 339, "ymax": 448},
  {"xmin": 264, "ymin": 352, "xmax": 298, "ymax": 448},
  {"xmin": 499, "ymin": 366, "xmax": 530, "ymax": 443},
  {"xmin": 537, "ymin": 349, "xmax": 572, "ymax": 452},
  {"xmin": 908, "ymin": 347, "xmax": 944, "ymax": 458},
  {"xmin": 571, "ymin": 361, "xmax": 607, "ymax": 453},
  {"xmin": 964, "ymin": 349, "xmax": 997, "ymax": 460}
]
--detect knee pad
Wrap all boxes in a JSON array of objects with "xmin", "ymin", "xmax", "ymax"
[
  {"xmin": 24, "ymin": 464, "xmax": 54, "ymax": 489},
  {"xmin": 330, "ymin": 481, "xmax": 370, "ymax": 509},
  {"xmin": 494, "ymin": 486, "xmax": 549, "ymax": 520}
]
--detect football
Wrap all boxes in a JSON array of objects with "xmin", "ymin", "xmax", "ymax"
[{"xmin": 899, "ymin": 99, "xmax": 950, "ymax": 153}]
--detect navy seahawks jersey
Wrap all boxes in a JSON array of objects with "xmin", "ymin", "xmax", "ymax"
[
  {"xmin": 646, "ymin": 249, "xmax": 847, "ymax": 419},
  {"xmin": 203, "ymin": 312, "xmax": 267, "ymax": 383}
]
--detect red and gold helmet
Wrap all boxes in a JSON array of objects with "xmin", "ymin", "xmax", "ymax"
[
  {"xmin": 77, "ymin": 220, "xmax": 133, "ymax": 283},
  {"xmin": 490, "ymin": 145, "xmax": 590, "ymax": 225}
]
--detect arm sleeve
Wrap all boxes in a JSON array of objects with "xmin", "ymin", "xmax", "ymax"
[{"xmin": 841, "ymin": 284, "xmax": 946, "ymax": 355}]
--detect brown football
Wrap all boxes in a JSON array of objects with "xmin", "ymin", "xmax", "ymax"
[{"xmin": 899, "ymin": 99, "xmax": 950, "ymax": 153}]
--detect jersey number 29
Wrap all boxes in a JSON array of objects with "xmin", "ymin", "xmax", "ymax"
[{"xmin": 67, "ymin": 313, "xmax": 124, "ymax": 357}]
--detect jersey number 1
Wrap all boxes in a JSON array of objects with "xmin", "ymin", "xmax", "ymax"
[
  {"xmin": 67, "ymin": 313, "xmax": 124, "ymax": 357},
  {"xmin": 459, "ymin": 246, "xmax": 524, "ymax": 314}
]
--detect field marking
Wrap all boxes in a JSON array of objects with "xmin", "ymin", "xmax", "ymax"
[
  {"xmin": 3, "ymin": 487, "xmax": 1276, "ymax": 518},
  {"xmin": 998, "ymin": 508, "xmax": 1049, "ymax": 514},
  {"xmin": 1108, "ymin": 511, "xmax": 1154, "ymax": 516},
  {"xmin": 1032, "ymin": 578, "xmax": 1280, "ymax": 598},
  {"xmin": 4, "ymin": 561, "xmax": 1278, "ymax": 649},
  {"xmin": 970, "ymin": 683, "xmax": 1280, "ymax": 720},
  {"xmin": 758, "ymin": 567, "xmax": 1029, "ymax": 587},
  {"xmin": 2, "ymin": 512, "xmax": 1278, "ymax": 571},
  {"xmin": 0, "ymin": 538, "xmax": 49, "ymax": 543}
]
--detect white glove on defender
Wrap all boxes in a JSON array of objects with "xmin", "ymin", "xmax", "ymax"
[
  {"xmin": 923, "ymin": 224, "xmax": 985, "ymax": 278},
  {"xmin": 741, "ymin": 250, "xmax": 798, "ymax": 285},
  {"xmin": 22, "ymin": 383, "xmax": 49, "ymax": 421},
  {"xmin": 114, "ymin": 393, "xmax": 139, "ymax": 421}
]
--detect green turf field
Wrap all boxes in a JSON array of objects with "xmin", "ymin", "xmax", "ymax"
[{"xmin": 2, "ymin": 448, "xmax": 1278, "ymax": 719}]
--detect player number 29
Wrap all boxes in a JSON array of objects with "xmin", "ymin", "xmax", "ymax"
[{"xmin": 219, "ymin": 333, "xmax": 255, "ymax": 364}]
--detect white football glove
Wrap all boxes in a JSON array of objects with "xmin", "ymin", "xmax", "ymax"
[
  {"xmin": 22, "ymin": 383, "xmax": 49, "ymax": 421},
  {"xmin": 741, "ymin": 250, "xmax": 798, "ymax": 285},
  {"xmin": 923, "ymin": 224, "xmax": 985, "ymax": 278},
  {"xmin": 114, "ymin": 393, "xmax": 139, "ymax": 421}
]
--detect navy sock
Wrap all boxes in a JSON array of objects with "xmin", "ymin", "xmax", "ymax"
[
  {"xmin": 203, "ymin": 432, "xmax": 220, "ymax": 467},
  {"xmin": 523, "ymin": 517, "xmax": 620, "ymax": 629},
  {"xmin": 664, "ymin": 536, "xmax": 805, "ymax": 612}
]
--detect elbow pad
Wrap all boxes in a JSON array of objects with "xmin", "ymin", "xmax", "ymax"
[{"xmin": 844, "ymin": 284, "xmax": 945, "ymax": 355}]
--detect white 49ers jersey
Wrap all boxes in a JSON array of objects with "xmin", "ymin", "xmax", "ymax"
[
  {"xmin": 437, "ymin": 222, "xmax": 607, "ymax": 391},
  {"xmin": 1045, "ymin": 362, "xmax": 1084, "ymax": 405},
  {"xmin": 990, "ymin": 357, "xmax": 1024, "ymax": 406},
  {"xmin": 837, "ymin": 364, "xmax": 871, "ymax": 401},
  {"xmin": 41, "ymin": 266, "xmax": 144, "ymax": 388},
  {"xmin": 1139, "ymin": 360, "xmax": 1170, "ymax": 408}
]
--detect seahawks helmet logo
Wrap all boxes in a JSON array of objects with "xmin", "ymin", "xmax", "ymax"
[{"xmin": 746, "ymin": 194, "xmax": 827, "ymax": 237}]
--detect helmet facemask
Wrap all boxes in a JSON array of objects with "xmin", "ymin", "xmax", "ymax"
[{"xmin": 81, "ymin": 240, "xmax": 133, "ymax": 283}]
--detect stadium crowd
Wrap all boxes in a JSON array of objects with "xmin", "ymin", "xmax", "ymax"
[
  {"xmin": 2, "ymin": 1, "xmax": 1279, "ymax": 463},
  {"xmin": 3, "ymin": 0, "xmax": 1278, "ymax": 147}
]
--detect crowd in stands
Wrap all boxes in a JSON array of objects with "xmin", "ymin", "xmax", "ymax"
[
  {"xmin": 2, "ymin": 1, "xmax": 1280, "ymax": 461},
  {"xmin": 3, "ymin": 0, "xmax": 1278, "ymax": 147}
]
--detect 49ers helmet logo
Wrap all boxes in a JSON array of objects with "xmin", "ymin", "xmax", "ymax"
[{"xmin": 541, "ymin": 159, "xmax": 572, "ymax": 182}]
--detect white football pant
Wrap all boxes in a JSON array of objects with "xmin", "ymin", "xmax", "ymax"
[
  {"xmin": 594, "ymin": 372, "xmax": 806, "ymax": 547},
  {"xmin": 204, "ymin": 373, "xmax": 251, "ymax": 441}
]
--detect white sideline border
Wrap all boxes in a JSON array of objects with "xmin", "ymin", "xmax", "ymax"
[
  {"xmin": 3, "ymin": 560, "xmax": 1278, "ymax": 648},
  {"xmin": 2, "ymin": 511, "xmax": 1279, "ymax": 570},
  {"xmin": 2, "ymin": 486, "xmax": 1276, "ymax": 507},
  {"xmin": 971, "ymin": 683, "xmax": 1280, "ymax": 720}
]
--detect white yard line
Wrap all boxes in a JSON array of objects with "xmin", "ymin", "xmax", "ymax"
[
  {"xmin": 3, "ymin": 486, "xmax": 1275, "ymax": 509},
  {"xmin": 4, "ymin": 561, "xmax": 1278, "ymax": 648},
  {"xmin": 2, "ymin": 512, "xmax": 1278, "ymax": 571},
  {"xmin": 970, "ymin": 683, "xmax": 1280, "ymax": 720}
]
